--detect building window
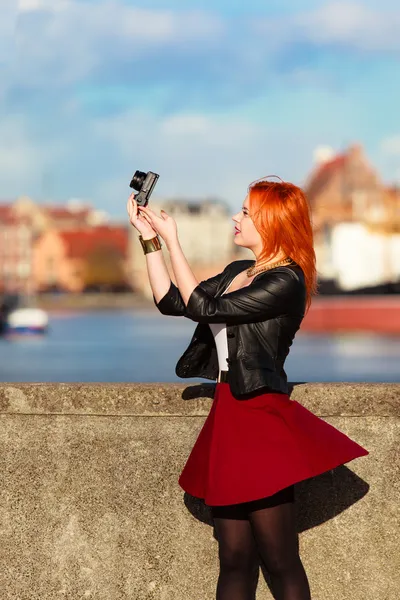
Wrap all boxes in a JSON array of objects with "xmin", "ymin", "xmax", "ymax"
[
  {"xmin": 46, "ymin": 256, "xmax": 57, "ymax": 284},
  {"xmin": 18, "ymin": 262, "xmax": 31, "ymax": 277}
]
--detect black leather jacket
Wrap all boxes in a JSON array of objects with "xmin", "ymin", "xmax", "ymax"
[{"xmin": 153, "ymin": 259, "xmax": 306, "ymax": 399}]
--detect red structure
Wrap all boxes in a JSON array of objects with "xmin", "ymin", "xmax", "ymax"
[{"xmin": 303, "ymin": 297, "xmax": 400, "ymax": 334}]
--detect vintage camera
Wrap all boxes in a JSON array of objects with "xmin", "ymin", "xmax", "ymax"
[{"xmin": 129, "ymin": 170, "xmax": 159, "ymax": 207}]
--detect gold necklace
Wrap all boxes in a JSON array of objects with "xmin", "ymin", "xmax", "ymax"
[{"xmin": 246, "ymin": 257, "xmax": 293, "ymax": 277}]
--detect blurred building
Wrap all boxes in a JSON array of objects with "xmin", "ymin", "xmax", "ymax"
[
  {"xmin": 326, "ymin": 222, "xmax": 400, "ymax": 290},
  {"xmin": 0, "ymin": 205, "xmax": 34, "ymax": 295},
  {"xmin": 129, "ymin": 198, "xmax": 243, "ymax": 298},
  {"xmin": 305, "ymin": 143, "xmax": 400, "ymax": 290},
  {"xmin": 0, "ymin": 196, "xmax": 110, "ymax": 294},
  {"xmin": 33, "ymin": 226, "xmax": 130, "ymax": 293},
  {"xmin": 12, "ymin": 196, "xmax": 108, "ymax": 233}
]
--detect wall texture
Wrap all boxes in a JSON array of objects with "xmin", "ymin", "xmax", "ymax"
[{"xmin": 0, "ymin": 382, "xmax": 398, "ymax": 600}]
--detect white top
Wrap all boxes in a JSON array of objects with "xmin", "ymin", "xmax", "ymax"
[
  {"xmin": 208, "ymin": 272, "xmax": 244, "ymax": 373},
  {"xmin": 208, "ymin": 322, "xmax": 229, "ymax": 371}
]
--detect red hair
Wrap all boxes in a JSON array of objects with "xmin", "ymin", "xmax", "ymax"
[{"xmin": 248, "ymin": 178, "xmax": 318, "ymax": 312}]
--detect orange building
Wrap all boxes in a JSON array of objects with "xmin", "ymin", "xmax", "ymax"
[
  {"xmin": 33, "ymin": 226, "xmax": 130, "ymax": 292},
  {"xmin": 305, "ymin": 144, "xmax": 386, "ymax": 230},
  {"xmin": 0, "ymin": 196, "xmax": 110, "ymax": 293},
  {"xmin": 12, "ymin": 196, "xmax": 103, "ymax": 234}
]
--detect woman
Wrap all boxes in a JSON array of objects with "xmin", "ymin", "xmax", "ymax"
[{"xmin": 127, "ymin": 178, "xmax": 369, "ymax": 600}]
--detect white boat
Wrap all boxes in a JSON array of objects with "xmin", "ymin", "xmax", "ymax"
[{"xmin": 5, "ymin": 308, "xmax": 49, "ymax": 335}]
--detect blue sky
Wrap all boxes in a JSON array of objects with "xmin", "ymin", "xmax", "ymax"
[{"xmin": 1, "ymin": 0, "xmax": 400, "ymax": 218}]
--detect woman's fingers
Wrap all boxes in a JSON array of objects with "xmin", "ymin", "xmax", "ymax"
[
  {"xmin": 138, "ymin": 207, "xmax": 157, "ymax": 224},
  {"xmin": 137, "ymin": 207, "xmax": 156, "ymax": 226},
  {"xmin": 139, "ymin": 212, "xmax": 153, "ymax": 227},
  {"xmin": 138, "ymin": 204, "xmax": 153, "ymax": 213},
  {"xmin": 127, "ymin": 200, "xmax": 134, "ymax": 222},
  {"xmin": 127, "ymin": 195, "xmax": 140, "ymax": 225},
  {"xmin": 138, "ymin": 205, "xmax": 162, "ymax": 220}
]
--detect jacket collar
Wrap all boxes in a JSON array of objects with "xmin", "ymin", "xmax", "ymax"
[
  {"xmin": 214, "ymin": 260, "xmax": 254, "ymax": 297},
  {"xmin": 216, "ymin": 258, "xmax": 302, "ymax": 297}
]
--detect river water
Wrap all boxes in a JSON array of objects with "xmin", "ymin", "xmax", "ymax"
[{"xmin": 0, "ymin": 309, "xmax": 399, "ymax": 383}]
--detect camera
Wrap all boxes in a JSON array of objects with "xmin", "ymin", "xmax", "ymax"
[{"xmin": 129, "ymin": 170, "xmax": 159, "ymax": 207}]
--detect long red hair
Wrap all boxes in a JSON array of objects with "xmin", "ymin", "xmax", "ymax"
[{"xmin": 248, "ymin": 178, "xmax": 318, "ymax": 312}]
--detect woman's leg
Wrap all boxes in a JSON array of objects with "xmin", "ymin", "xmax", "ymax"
[
  {"xmin": 247, "ymin": 493, "xmax": 311, "ymax": 600},
  {"xmin": 211, "ymin": 503, "xmax": 260, "ymax": 600}
]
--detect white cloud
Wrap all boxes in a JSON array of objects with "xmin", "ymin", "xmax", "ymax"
[
  {"xmin": 2, "ymin": 1, "xmax": 399, "ymax": 209},
  {"xmin": 18, "ymin": 0, "xmax": 50, "ymax": 12},
  {"xmin": 0, "ymin": 1, "xmax": 18, "ymax": 66},
  {"xmin": 7, "ymin": 0, "xmax": 400, "ymax": 102},
  {"xmin": 300, "ymin": 2, "xmax": 400, "ymax": 51},
  {"xmin": 159, "ymin": 114, "xmax": 258, "ymax": 142},
  {"xmin": 2, "ymin": 105, "xmax": 306, "ymax": 209},
  {"xmin": 255, "ymin": 1, "xmax": 400, "ymax": 53},
  {"xmin": 0, "ymin": 115, "xmax": 41, "ymax": 193},
  {"xmin": 13, "ymin": 0, "xmax": 224, "ymax": 87},
  {"xmin": 0, "ymin": 113, "xmax": 66, "ymax": 198},
  {"xmin": 91, "ymin": 109, "xmax": 313, "ymax": 212},
  {"xmin": 380, "ymin": 135, "xmax": 400, "ymax": 156}
]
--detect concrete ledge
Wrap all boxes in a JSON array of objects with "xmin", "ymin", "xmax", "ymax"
[
  {"xmin": 1, "ymin": 381, "xmax": 399, "ymax": 416},
  {"xmin": 0, "ymin": 383, "xmax": 399, "ymax": 599}
]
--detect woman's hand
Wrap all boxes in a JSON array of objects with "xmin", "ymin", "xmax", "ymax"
[
  {"xmin": 126, "ymin": 193, "xmax": 157, "ymax": 240},
  {"xmin": 137, "ymin": 204, "xmax": 178, "ymax": 247}
]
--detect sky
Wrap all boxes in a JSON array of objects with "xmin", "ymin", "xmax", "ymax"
[{"xmin": 1, "ymin": 0, "xmax": 400, "ymax": 218}]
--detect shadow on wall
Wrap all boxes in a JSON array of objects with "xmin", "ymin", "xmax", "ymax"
[
  {"xmin": 183, "ymin": 467, "xmax": 368, "ymax": 599},
  {"xmin": 182, "ymin": 465, "xmax": 368, "ymax": 532}
]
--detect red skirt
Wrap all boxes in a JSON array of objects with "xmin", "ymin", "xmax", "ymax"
[{"xmin": 178, "ymin": 382, "xmax": 369, "ymax": 506}]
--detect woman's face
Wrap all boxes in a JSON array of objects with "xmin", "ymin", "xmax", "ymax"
[{"xmin": 231, "ymin": 193, "xmax": 263, "ymax": 253}]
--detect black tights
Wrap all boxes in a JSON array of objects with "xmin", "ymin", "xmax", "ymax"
[{"xmin": 210, "ymin": 486, "xmax": 311, "ymax": 600}]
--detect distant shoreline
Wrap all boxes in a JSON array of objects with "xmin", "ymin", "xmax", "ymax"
[
  {"xmin": 36, "ymin": 292, "xmax": 155, "ymax": 312},
  {"xmin": 30, "ymin": 293, "xmax": 400, "ymax": 334}
]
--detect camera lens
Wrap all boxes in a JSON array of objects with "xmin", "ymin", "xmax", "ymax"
[{"xmin": 130, "ymin": 170, "xmax": 147, "ymax": 192}]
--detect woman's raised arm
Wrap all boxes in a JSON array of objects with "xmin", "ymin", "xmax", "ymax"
[
  {"xmin": 127, "ymin": 194, "xmax": 177, "ymax": 310},
  {"xmin": 184, "ymin": 268, "xmax": 305, "ymax": 325},
  {"xmin": 136, "ymin": 202, "xmax": 229, "ymax": 314}
]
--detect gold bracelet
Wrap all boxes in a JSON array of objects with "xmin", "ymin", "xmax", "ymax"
[{"xmin": 139, "ymin": 234, "xmax": 162, "ymax": 254}]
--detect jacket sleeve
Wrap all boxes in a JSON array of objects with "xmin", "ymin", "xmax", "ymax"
[
  {"xmin": 153, "ymin": 280, "xmax": 186, "ymax": 316},
  {"xmin": 184, "ymin": 269, "xmax": 304, "ymax": 324},
  {"xmin": 153, "ymin": 267, "xmax": 228, "ymax": 317}
]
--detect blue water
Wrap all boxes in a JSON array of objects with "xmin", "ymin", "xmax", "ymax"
[{"xmin": 0, "ymin": 309, "xmax": 399, "ymax": 383}]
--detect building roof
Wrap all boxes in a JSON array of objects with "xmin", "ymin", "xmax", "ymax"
[
  {"xmin": 0, "ymin": 204, "xmax": 31, "ymax": 225},
  {"xmin": 0, "ymin": 205, "xmax": 13, "ymax": 219},
  {"xmin": 305, "ymin": 144, "xmax": 377, "ymax": 204},
  {"xmin": 305, "ymin": 154, "xmax": 347, "ymax": 202},
  {"xmin": 160, "ymin": 197, "xmax": 230, "ymax": 215},
  {"xmin": 42, "ymin": 205, "xmax": 92, "ymax": 221},
  {"xmin": 0, "ymin": 200, "xmax": 95, "ymax": 231},
  {"xmin": 58, "ymin": 226, "xmax": 129, "ymax": 259}
]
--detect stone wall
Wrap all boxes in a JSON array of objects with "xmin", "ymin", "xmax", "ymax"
[{"xmin": 0, "ymin": 383, "xmax": 398, "ymax": 599}]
